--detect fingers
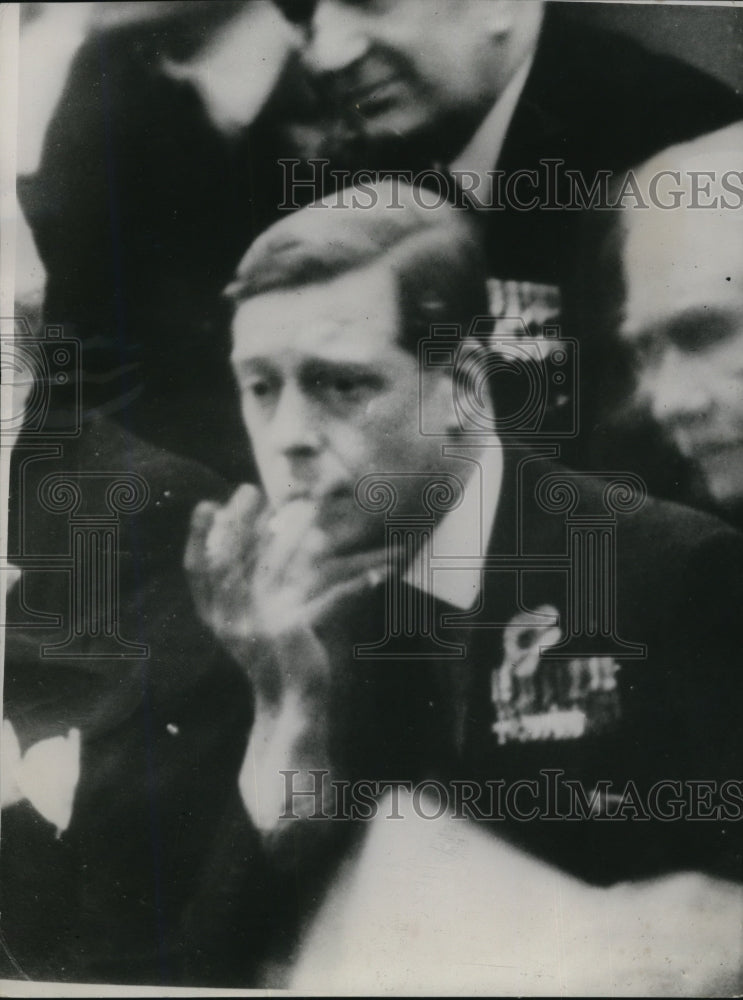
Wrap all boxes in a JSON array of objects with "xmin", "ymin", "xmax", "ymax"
[
  {"xmin": 183, "ymin": 500, "xmax": 220, "ymax": 618},
  {"xmin": 193, "ymin": 484, "xmax": 263, "ymax": 571},
  {"xmin": 262, "ymin": 499, "xmax": 326, "ymax": 586},
  {"xmin": 184, "ymin": 499, "xmax": 218, "ymax": 573},
  {"xmin": 224, "ymin": 483, "xmax": 265, "ymax": 565},
  {"xmin": 185, "ymin": 485, "xmax": 394, "ymax": 678},
  {"xmin": 184, "ymin": 485, "xmax": 263, "ymax": 624}
]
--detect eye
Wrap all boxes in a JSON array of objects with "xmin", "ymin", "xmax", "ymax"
[
  {"xmin": 303, "ymin": 366, "xmax": 384, "ymax": 408},
  {"xmin": 669, "ymin": 310, "xmax": 734, "ymax": 353},
  {"xmin": 243, "ymin": 377, "xmax": 275, "ymax": 402},
  {"xmin": 330, "ymin": 375, "xmax": 362, "ymax": 394},
  {"xmin": 311, "ymin": 371, "xmax": 377, "ymax": 401},
  {"xmin": 630, "ymin": 332, "xmax": 663, "ymax": 368}
]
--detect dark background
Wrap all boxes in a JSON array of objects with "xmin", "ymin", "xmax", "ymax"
[{"xmin": 565, "ymin": 1, "xmax": 742, "ymax": 95}]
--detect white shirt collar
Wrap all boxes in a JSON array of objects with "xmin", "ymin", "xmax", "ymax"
[
  {"xmin": 448, "ymin": 53, "xmax": 535, "ymax": 209},
  {"xmin": 404, "ymin": 439, "xmax": 503, "ymax": 611}
]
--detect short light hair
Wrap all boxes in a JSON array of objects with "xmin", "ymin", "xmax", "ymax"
[{"xmin": 225, "ymin": 179, "xmax": 490, "ymax": 355}]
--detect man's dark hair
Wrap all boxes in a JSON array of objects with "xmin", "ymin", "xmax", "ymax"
[{"xmin": 225, "ymin": 179, "xmax": 491, "ymax": 356}]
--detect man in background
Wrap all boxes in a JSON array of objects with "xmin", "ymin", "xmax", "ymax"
[
  {"xmin": 281, "ymin": 0, "xmax": 742, "ymax": 284},
  {"xmin": 577, "ymin": 122, "xmax": 743, "ymax": 528},
  {"xmin": 274, "ymin": 0, "xmax": 743, "ymax": 496}
]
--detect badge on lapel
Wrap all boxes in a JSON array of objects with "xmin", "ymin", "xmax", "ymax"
[{"xmin": 490, "ymin": 606, "xmax": 622, "ymax": 745}]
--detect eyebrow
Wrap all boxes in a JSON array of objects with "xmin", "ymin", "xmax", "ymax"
[
  {"xmin": 664, "ymin": 308, "xmax": 736, "ymax": 350},
  {"xmin": 231, "ymin": 355, "xmax": 388, "ymax": 386},
  {"xmin": 625, "ymin": 306, "xmax": 738, "ymax": 350},
  {"xmin": 231, "ymin": 355, "xmax": 272, "ymax": 375},
  {"xmin": 299, "ymin": 357, "xmax": 383, "ymax": 380}
]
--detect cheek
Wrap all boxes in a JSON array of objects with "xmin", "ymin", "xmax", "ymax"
[
  {"xmin": 331, "ymin": 412, "xmax": 399, "ymax": 467},
  {"xmin": 417, "ymin": 31, "xmax": 483, "ymax": 101},
  {"xmin": 634, "ymin": 368, "xmax": 659, "ymax": 403},
  {"xmin": 240, "ymin": 396, "xmax": 262, "ymax": 430},
  {"xmin": 699, "ymin": 349, "xmax": 739, "ymax": 403},
  {"xmin": 714, "ymin": 374, "xmax": 743, "ymax": 416},
  {"xmin": 241, "ymin": 407, "xmax": 265, "ymax": 448},
  {"xmin": 246, "ymin": 424, "xmax": 281, "ymax": 482},
  {"xmin": 365, "ymin": 392, "xmax": 418, "ymax": 437},
  {"xmin": 326, "ymin": 405, "xmax": 414, "ymax": 475}
]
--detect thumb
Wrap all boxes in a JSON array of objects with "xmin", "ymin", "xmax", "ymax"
[{"xmin": 184, "ymin": 500, "xmax": 219, "ymax": 613}]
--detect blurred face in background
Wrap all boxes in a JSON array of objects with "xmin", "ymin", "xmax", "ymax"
[
  {"xmin": 619, "ymin": 200, "xmax": 743, "ymax": 509},
  {"xmin": 285, "ymin": 0, "xmax": 544, "ymax": 155}
]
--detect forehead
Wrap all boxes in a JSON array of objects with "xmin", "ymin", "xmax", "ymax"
[
  {"xmin": 288, "ymin": 0, "xmax": 476, "ymax": 33},
  {"xmin": 231, "ymin": 265, "xmax": 401, "ymax": 365},
  {"xmin": 289, "ymin": 0, "xmax": 445, "ymax": 18},
  {"xmin": 354, "ymin": 0, "xmax": 457, "ymax": 22},
  {"xmin": 621, "ymin": 208, "xmax": 743, "ymax": 337}
]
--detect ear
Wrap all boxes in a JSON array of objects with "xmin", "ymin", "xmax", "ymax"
[
  {"xmin": 452, "ymin": 340, "xmax": 496, "ymax": 433},
  {"xmin": 422, "ymin": 370, "xmax": 462, "ymax": 437}
]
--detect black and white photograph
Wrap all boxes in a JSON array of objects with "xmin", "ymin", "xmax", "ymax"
[{"xmin": 1, "ymin": 0, "xmax": 742, "ymax": 994}]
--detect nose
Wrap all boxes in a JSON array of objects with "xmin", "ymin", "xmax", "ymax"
[
  {"xmin": 644, "ymin": 350, "xmax": 712, "ymax": 428},
  {"xmin": 301, "ymin": 0, "xmax": 370, "ymax": 75},
  {"xmin": 270, "ymin": 382, "xmax": 322, "ymax": 459}
]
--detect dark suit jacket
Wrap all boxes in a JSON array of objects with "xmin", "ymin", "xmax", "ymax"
[
  {"xmin": 182, "ymin": 449, "xmax": 743, "ymax": 984},
  {"xmin": 484, "ymin": 8, "xmax": 742, "ymax": 284},
  {"xmin": 301, "ymin": 449, "xmax": 743, "ymax": 885},
  {"xmin": 1, "ymin": 417, "xmax": 256, "ymax": 985},
  {"xmin": 3, "ymin": 440, "xmax": 742, "ymax": 985},
  {"xmin": 452, "ymin": 449, "xmax": 743, "ymax": 884}
]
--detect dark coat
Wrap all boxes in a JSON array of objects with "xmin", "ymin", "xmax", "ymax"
[
  {"xmin": 483, "ymin": 8, "xmax": 743, "ymax": 284},
  {"xmin": 452, "ymin": 450, "xmax": 743, "ymax": 884},
  {"xmin": 308, "ymin": 449, "xmax": 743, "ymax": 884},
  {"xmin": 183, "ymin": 448, "xmax": 743, "ymax": 982},
  {"xmin": 3, "ymin": 439, "xmax": 742, "ymax": 985},
  {"xmin": 1, "ymin": 417, "xmax": 254, "ymax": 985}
]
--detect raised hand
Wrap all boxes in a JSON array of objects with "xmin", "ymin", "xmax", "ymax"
[{"xmin": 184, "ymin": 484, "xmax": 390, "ymax": 833}]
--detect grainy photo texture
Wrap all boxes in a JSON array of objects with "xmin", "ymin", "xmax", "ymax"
[{"xmin": 1, "ymin": 1, "xmax": 742, "ymax": 994}]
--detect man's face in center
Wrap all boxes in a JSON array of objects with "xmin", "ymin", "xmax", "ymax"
[{"xmin": 231, "ymin": 265, "xmax": 454, "ymax": 554}]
